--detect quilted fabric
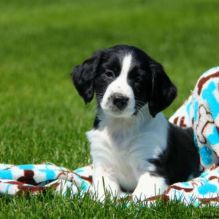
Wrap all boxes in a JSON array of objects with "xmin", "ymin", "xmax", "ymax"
[{"xmin": 170, "ymin": 66, "xmax": 219, "ymax": 168}]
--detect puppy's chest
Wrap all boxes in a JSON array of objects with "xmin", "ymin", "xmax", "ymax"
[
  {"xmin": 104, "ymin": 127, "xmax": 162, "ymax": 160},
  {"xmin": 89, "ymin": 125, "xmax": 164, "ymax": 169},
  {"xmin": 87, "ymin": 118, "xmax": 168, "ymax": 191},
  {"xmin": 105, "ymin": 130, "xmax": 146, "ymax": 190},
  {"xmin": 90, "ymin": 128, "xmax": 153, "ymax": 182}
]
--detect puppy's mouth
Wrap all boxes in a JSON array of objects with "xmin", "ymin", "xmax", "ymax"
[{"xmin": 100, "ymin": 104, "xmax": 135, "ymax": 118}]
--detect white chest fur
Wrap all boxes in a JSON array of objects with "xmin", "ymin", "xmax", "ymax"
[{"xmin": 86, "ymin": 108, "xmax": 168, "ymax": 192}]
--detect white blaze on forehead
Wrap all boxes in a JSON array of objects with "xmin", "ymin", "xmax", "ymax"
[
  {"xmin": 100, "ymin": 53, "xmax": 135, "ymax": 117},
  {"xmin": 119, "ymin": 54, "xmax": 132, "ymax": 80}
]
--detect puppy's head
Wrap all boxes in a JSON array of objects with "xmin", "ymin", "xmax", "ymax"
[{"xmin": 72, "ymin": 45, "xmax": 177, "ymax": 118}]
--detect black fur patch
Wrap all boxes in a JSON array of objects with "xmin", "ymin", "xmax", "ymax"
[
  {"xmin": 148, "ymin": 124, "xmax": 201, "ymax": 185},
  {"xmin": 93, "ymin": 116, "xmax": 101, "ymax": 129}
]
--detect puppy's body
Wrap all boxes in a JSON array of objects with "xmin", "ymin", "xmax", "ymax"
[
  {"xmin": 87, "ymin": 108, "xmax": 168, "ymax": 193},
  {"xmin": 72, "ymin": 45, "xmax": 200, "ymax": 200}
]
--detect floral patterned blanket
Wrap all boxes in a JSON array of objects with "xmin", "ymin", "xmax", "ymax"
[{"xmin": 1, "ymin": 67, "xmax": 219, "ymax": 206}]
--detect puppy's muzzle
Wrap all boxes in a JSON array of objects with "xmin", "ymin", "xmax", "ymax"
[{"xmin": 111, "ymin": 93, "xmax": 129, "ymax": 110}]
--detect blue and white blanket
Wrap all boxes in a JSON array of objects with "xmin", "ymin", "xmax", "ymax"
[
  {"xmin": 170, "ymin": 67, "xmax": 219, "ymax": 168},
  {"xmin": 1, "ymin": 67, "xmax": 219, "ymax": 206}
]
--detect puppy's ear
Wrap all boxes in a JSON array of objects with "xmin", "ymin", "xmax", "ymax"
[
  {"xmin": 148, "ymin": 62, "xmax": 177, "ymax": 117},
  {"xmin": 72, "ymin": 51, "xmax": 102, "ymax": 103}
]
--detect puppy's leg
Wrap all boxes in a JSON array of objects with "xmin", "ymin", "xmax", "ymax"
[
  {"xmin": 132, "ymin": 172, "xmax": 167, "ymax": 201},
  {"xmin": 87, "ymin": 130, "xmax": 121, "ymax": 201},
  {"xmin": 92, "ymin": 165, "xmax": 121, "ymax": 201}
]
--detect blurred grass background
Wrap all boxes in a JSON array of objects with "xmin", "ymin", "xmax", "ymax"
[{"xmin": 0, "ymin": 0, "xmax": 219, "ymax": 217}]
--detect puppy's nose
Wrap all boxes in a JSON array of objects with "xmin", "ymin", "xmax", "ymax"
[{"xmin": 112, "ymin": 94, "xmax": 129, "ymax": 110}]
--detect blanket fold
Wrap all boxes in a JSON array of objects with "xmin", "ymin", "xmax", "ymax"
[{"xmin": 1, "ymin": 163, "xmax": 219, "ymax": 206}]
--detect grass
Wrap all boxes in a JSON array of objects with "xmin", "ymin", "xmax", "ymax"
[{"xmin": 0, "ymin": 0, "xmax": 219, "ymax": 218}]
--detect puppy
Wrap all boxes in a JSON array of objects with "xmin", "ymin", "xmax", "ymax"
[{"xmin": 72, "ymin": 45, "xmax": 200, "ymax": 201}]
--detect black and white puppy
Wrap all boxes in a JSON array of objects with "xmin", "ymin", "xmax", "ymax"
[{"xmin": 72, "ymin": 45, "xmax": 200, "ymax": 201}]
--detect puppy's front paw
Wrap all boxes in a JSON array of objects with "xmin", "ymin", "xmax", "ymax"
[
  {"xmin": 132, "ymin": 172, "xmax": 167, "ymax": 202},
  {"xmin": 132, "ymin": 188, "xmax": 155, "ymax": 202},
  {"xmin": 91, "ymin": 183, "xmax": 120, "ymax": 202},
  {"xmin": 90, "ymin": 185, "xmax": 106, "ymax": 202}
]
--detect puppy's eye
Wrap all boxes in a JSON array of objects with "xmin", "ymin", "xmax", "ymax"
[
  {"xmin": 135, "ymin": 77, "xmax": 141, "ymax": 83},
  {"xmin": 104, "ymin": 70, "xmax": 115, "ymax": 78},
  {"xmin": 133, "ymin": 77, "xmax": 142, "ymax": 91}
]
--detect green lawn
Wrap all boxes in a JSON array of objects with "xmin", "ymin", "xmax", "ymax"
[{"xmin": 1, "ymin": 0, "xmax": 219, "ymax": 218}]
